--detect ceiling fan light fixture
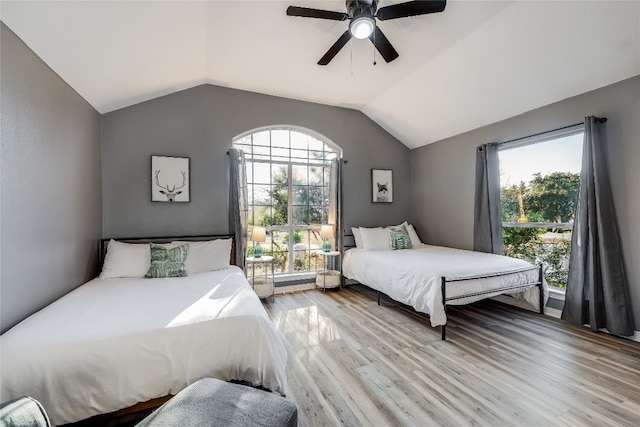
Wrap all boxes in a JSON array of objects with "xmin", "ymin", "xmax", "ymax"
[{"xmin": 350, "ymin": 15, "xmax": 375, "ymax": 39}]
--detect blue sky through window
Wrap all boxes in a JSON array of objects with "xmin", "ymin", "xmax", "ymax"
[{"xmin": 499, "ymin": 133, "xmax": 583, "ymax": 187}]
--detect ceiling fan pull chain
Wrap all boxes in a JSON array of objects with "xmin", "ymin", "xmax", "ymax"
[
  {"xmin": 350, "ymin": 39, "xmax": 354, "ymax": 75},
  {"xmin": 373, "ymin": 28, "xmax": 377, "ymax": 66}
]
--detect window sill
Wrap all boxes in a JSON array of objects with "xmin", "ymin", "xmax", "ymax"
[{"xmin": 548, "ymin": 286, "xmax": 566, "ymax": 301}]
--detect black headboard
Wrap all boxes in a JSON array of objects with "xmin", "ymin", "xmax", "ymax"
[{"xmin": 343, "ymin": 233, "xmax": 356, "ymax": 250}]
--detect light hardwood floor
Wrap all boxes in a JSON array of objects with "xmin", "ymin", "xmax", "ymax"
[{"xmin": 264, "ymin": 285, "xmax": 640, "ymax": 427}]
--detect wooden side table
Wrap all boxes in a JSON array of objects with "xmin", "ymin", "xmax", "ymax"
[
  {"xmin": 246, "ymin": 256, "xmax": 275, "ymax": 301},
  {"xmin": 315, "ymin": 251, "xmax": 341, "ymax": 292}
]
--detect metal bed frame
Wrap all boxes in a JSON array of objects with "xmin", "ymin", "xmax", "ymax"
[
  {"xmin": 437, "ymin": 263, "xmax": 544, "ymax": 340},
  {"xmin": 344, "ymin": 235, "xmax": 544, "ymax": 340}
]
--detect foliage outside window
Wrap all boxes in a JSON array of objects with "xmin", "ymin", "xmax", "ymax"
[
  {"xmin": 234, "ymin": 127, "xmax": 339, "ymax": 278},
  {"xmin": 499, "ymin": 129, "xmax": 583, "ymax": 290}
]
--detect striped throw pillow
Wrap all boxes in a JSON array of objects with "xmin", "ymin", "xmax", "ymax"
[
  {"xmin": 389, "ymin": 225, "xmax": 413, "ymax": 250},
  {"xmin": 145, "ymin": 243, "xmax": 189, "ymax": 278}
]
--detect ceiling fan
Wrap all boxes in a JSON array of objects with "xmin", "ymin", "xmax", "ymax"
[{"xmin": 286, "ymin": 0, "xmax": 447, "ymax": 65}]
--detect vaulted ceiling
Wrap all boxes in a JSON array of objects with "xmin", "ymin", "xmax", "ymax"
[{"xmin": 2, "ymin": 1, "xmax": 638, "ymax": 148}]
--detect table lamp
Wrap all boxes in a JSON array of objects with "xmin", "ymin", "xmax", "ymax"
[
  {"xmin": 251, "ymin": 226, "xmax": 266, "ymax": 258},
  {"xmin": 320, "ymin": 225, "xmax": 333, "ymax": 252}
]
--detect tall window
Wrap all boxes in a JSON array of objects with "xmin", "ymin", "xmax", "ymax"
[
  {"xmin": 233, "ymin": 127, "xmax": 340, "ymax": 279},
  {"xmin": 498, "ymin": 126, "xmax": 583, "ymax": 290}
]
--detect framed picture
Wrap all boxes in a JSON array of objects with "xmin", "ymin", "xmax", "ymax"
[
  {"xmin": 372, "ymin": 169, "xmax": 393, "ymax": 203},
  {"xmin": 151, "ymin": 155, "xmax": 190, "ymax": 202}
]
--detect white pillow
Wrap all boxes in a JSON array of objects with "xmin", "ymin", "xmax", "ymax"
[
  {"xmin": 360, "ymin": 227, "xmax": 390, "ymax": 251},
  {"xmin": 100, "ymin": 240, "xmax": 151, "ymax": 279},
  {"xmin": 172, "ymin": 239, "xmax": 232, "ymax": 273},
  {"xmin": 401, "ymin": 221, "xmax": 423, "ymax": 247},
  {"xmin": 351, "ymin": 227, "xmax": 363, "ymax": 248}
]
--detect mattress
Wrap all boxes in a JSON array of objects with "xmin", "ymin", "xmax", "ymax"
[
  {"xmin": 343, "ymin": 245, "xmax": 548, "ymax": 327},
  {"xmin": 0, "ymin": 267, "xmax": 287, "ymax": 426}
]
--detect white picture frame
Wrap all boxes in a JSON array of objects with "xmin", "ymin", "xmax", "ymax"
[
  {"xmin": 372, "ymin": 169, "xmax": 393, "ymax": 203},
  {"xmin": 151, "ymin": 155, "xmax": 190, "ymax": 202}
]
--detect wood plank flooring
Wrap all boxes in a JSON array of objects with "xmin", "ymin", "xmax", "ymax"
[{"xmin": 264, "ymin": 285, "xmax": 640, "ymax": 427}]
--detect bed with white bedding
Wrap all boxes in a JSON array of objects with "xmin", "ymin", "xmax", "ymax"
[
  {"xmin": 343, "ymin": 238, "xmax": 548, "ymax": 340},
  {"xmin": 0, "ymin": 236, "xmax": 287, "ymax": 426}
]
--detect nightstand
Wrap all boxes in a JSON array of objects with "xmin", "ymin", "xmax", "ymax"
[
  {"xmin": 314, "ymin": 251, "xmax": 341, "ymax": 292},
  {"xmin": 246, "ymin": 256, "xmax": 275, "ymax": 301}
]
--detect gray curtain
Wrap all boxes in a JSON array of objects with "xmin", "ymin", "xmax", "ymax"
[
  {"xmin": 327, "ymin": 158, "xmax": 343, "ymax": 271},
  {"xmin": 228, "ymin": 148, "xmax": 248, "ymax": 271},
  {"xmin": 473, "ymin": 143, "xmax": 503, "ymax": 254},
  {"xmin": 562, "ymin": 117, "xmax": 634, "ymax": 336}
]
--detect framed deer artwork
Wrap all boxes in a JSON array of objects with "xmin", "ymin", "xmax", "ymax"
[{"xmin": 151, "ymin": 155, "xmax": 190, "ymax": 202}]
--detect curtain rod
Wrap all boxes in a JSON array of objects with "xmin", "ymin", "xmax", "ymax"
[{"xmin": 488, "ymin": 116, "xmax": 607, "ymax": 150}]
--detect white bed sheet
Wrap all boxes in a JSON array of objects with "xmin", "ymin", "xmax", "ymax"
[
  {"xmin": 0, "ymin": 267, "xmax": 287, "ymax": 426},
  {"xmin": 343, "ymin": 245, "xmax": 548, "ymax": 327}
]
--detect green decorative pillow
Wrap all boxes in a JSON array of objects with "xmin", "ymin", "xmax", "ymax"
[
  {"xmin": 389, "ymin": 225, "xmax": 413, "ymax": 250},
  {"xmin": 145, "ymin": 243, "xmax": 189, "ymax": 278}
]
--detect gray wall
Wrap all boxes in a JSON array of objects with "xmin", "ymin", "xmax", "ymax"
[
  {"xmin": 410, "ymin": 76, "xmax": 640, "ymax": 330},
  {"xmin": 0, "ymin": 23, "xmax": 103, "ymax": 333},
  {"xmin": 102, "ymin": 84, "xmax": 411, "ymax": 238}
]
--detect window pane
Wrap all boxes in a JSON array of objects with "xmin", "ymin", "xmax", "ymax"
[
  {"xmin": 246, "ymin": 165, "xmax": 253, "ymax": 184},
  {"xmin": 251, "ymin": 206, "xmax": 269, "ymax": 227},
  {"xmin": 272, "ymin": 147, "xmax": 289, "ymax": 159},
  {"xmin": 236, "ymin": 135, "xmax": 251, "ymax": 145},
  {"xmin": 253, "ymin": 185, "xmax": 271, "ymax": 205},
  {"xmin": 292, "ymin": 165, "xmax": 308, "ymax": 185},
  {"xmin": 309, "ymin": 206, "xmax": 324, "ymax": 224},
  {"xmin": 253, "ymin": 131, "xmax": 270, "ymax": 146},
  {"xmin": 292, "ymin": 186, "xmax": 308, "ymax": 205},
  {"xmin": 293, "ymin": 229, "xmax": 311, "ymax": 272},
  {"xmin": 308, "ymin": 137, "xmax": 323, "ymax": 151},
  {"xmin": 246, "ymin": 183, "xmax": 254, "ymax": 203},
  {"xmin": 272, "ymin": 164, "xmax": 288, "ymax": 183},
  {"xmin": 309, "ymin": 150, "xmax": 324, "ymax": 162},
  {"xmin": 253, "ymin": 163, "xmax": 271, "ymax": 184},
  {"xmin": 290, "ymin": 132, "xmax": 308, "ymax": 150},
  {"xmin": 290, "ymin": 149, "xmax": 308, "ymax": 160},
  {"xmin": 309, "ymin": 167, "xmax": 324, "ymax": 185},
  {"xmin": 253, "ymin": 145, "xmax": 270, "ymax": 157},
  {"xmin": 271, "ymin": 130, "xmax": 289, "ymax": 148},
  {"xmin": 268, "ymin": 230, "xmax": 289, "ymax": 274},
  {"xmin": 307, "ymin": 186, "xmax": 324, "ymax": 207},
  {"xmin": 293, "ymin": 206, "xmax": 309, "ymax": 225}
]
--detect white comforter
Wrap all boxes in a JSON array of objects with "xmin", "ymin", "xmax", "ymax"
[
  {"xmin": 0, "ymin": 267, "xmax": 287, "ymax": 426},
  {"xmin": 343, "ymin": 245, "xmax": 548, "ymax": 327}
]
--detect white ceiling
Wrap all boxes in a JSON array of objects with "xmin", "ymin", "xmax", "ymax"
[{"xmin": 1, "ymin": 1, "xmax": 639, "ymax": 149}]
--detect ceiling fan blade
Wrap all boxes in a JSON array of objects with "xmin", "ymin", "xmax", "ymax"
[
  {"xmin": 286, "ymin": 6, "xmax": 348, "ymax": 21},
  {"xmin": 376, "ymin": 0, "xmax": 446, "ymax": 21},
  {"xmin": 369, "ymin": 26, "xmax": 399, "ymax": 63},
  {"xmin": 318, "ymin": 30, "xmax": 352, "ymax": 65}
]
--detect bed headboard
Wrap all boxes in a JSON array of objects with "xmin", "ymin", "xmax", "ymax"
[
  {"xmin": 343, "ymin": 233, "xmax": 356, "ymax": 250},
  {"xmin": 98, "ymin": 234, "xmax": 236, "ymax": 272}
]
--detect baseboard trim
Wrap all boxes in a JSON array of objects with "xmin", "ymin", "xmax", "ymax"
[{"xmin": 491, "ymin": 295, "xmax": 640, "ymax": 342}]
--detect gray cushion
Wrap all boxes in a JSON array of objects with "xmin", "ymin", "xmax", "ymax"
[
  {"xmin": 137, "ymin": 378, "xmax": 297, "ymax": 427},
  {"xmin": 0, "ymin": 396, "xmax": 50, "ymax": 427}
]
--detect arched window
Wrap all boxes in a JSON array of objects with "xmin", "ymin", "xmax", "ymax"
[{"xmin": 233, "ymin": 126, "xmax": 341, "ymax": 278}]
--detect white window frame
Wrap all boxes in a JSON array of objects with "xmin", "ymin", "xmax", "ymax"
[
  {"xmin": 233, "ymin": 126, "xmax": 341, "ymax": 281},
  {"xmin": 498, "ymin": 123, "xmax": 584, "ymax": 294}
]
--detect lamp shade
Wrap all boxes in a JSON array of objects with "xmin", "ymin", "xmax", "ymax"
[
  {"xmin": 250, "ymin": 226, "xmax": 266, "ymax": 243},
  {"xmin": 320, "ymin": 224, "xmax": 334, "ymax": 239}
]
